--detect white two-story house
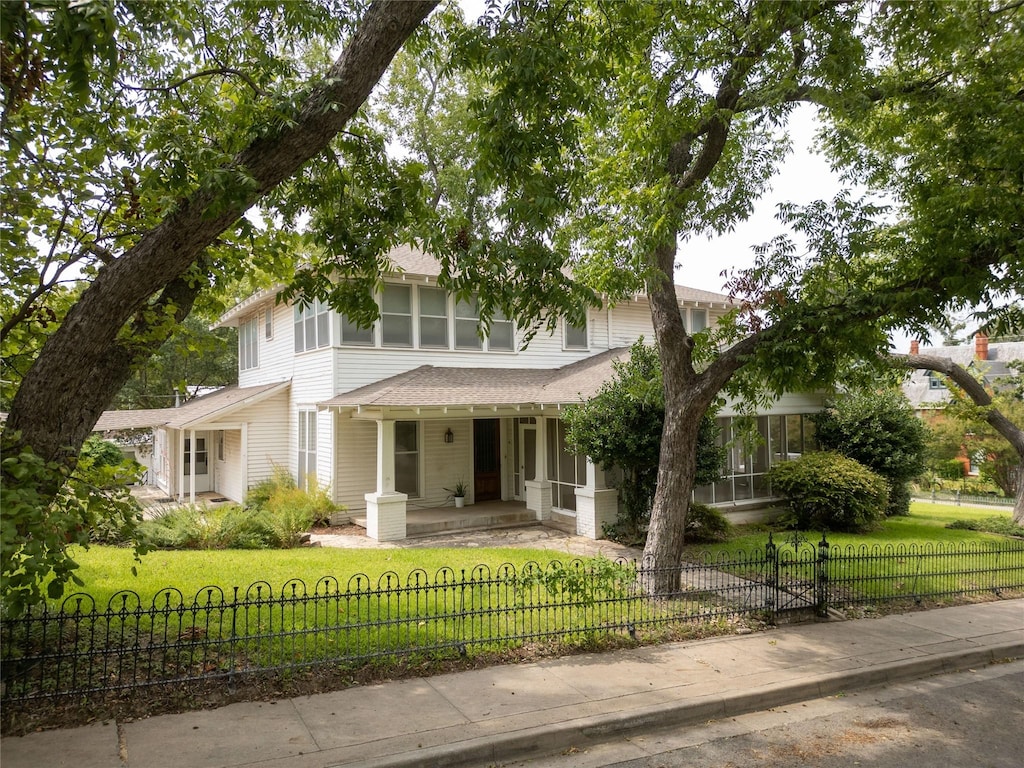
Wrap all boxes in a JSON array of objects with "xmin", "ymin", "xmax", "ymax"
[{"xmin": 145, "ymin": 246, "xmax": 824, "ymax": 540}]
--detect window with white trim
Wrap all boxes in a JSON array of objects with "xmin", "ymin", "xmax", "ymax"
[
  {"xmin": 489, "ymin": 306, "xmax": 515, "ymax": 351},
  {"xmin": 239, "ymin": 315, "xmax": 259, "ymax": 370},
  {"xmin": 688, "ymin": 308, "xmax": 707, "ymax": 333},
  {"xmin": 294, "ymin": 300, "xmax": 330, "ymax": 352},
  {"xmin": 394, "ymin": 421, "xmax": 420, "ymax": 497},
  {"xmin": 564, "ymin": 317, "xmax": 588, "ymax": 350},
  {"xmin": 297, "ymin": 410, "xmax": 317, "ymax": 488},
  {"xmin": 419, "ymin": 286, "xmax": 449, "ymax": 348},
  {"xmin": 382, "ymin": 284, "xmax": 413, "ymax": 347},
  {"xmin": 455, "ymin": 296, "xmax": 483, "ymax": 350},
  {"xmin": 340, "ymin": 312, "xmax": 374, "ymax": 345},
  {"xmin": 264, "ymin": 307, "xmax": 273, "ymax": 339},
  {"xmin": 546, "ymin": 418, "xmax": 586, "ymax": 511}
]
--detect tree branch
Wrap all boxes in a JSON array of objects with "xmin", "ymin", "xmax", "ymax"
[
  {"xmin": 117, "ymin": 67, "xmax": 271, "ymax": 98},
  {"xmin": 890, "ymin": 353, "xmax": 1024, "ymax": 457}
]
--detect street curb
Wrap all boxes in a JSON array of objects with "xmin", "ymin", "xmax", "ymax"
[{"xmin": 337, "ymin": 640, "xmax": 1024, "ymax": 768}]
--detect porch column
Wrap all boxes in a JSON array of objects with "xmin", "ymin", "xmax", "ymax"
[
  {"xmin": 575, "ymin": 459, "xmax": 618, "ymax": 540},
  {"xmin": 526, "ymin": 415, "xmax": 552, "ymax": 521},
  {"xmin": 177, "ymin": 430, "xmax": 186, "ymax": 502},
  {"xmin": 365, "ymin": 418, "xmax": 407, "ymax": 541},
  {"xmin": 188, "ymin": 428, "xmax": 197, "ymax": 505}
]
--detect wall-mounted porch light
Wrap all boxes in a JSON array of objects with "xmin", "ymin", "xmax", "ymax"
[{"xmin": 444, "ymin": 428, "xmax": 454, "ymax": 444}]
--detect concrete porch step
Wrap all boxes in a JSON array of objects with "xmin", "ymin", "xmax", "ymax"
[{"xmin": 352, "ymin": 507, "xmax": 539, "ymax": 537}]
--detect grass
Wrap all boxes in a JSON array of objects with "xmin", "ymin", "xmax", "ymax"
[
  {"xmin": 60, "ymin": 545, "xmax": 576, "ymax": 610},
  {"xmin": 683, "ymin": 501, "xmax": 1020, "ymax": 559},
  {"xmin": 680, "ymin": 502, "xmax": 1024, "ymax": 607}
]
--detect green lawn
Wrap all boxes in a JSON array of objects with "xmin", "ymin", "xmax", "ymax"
[
  {"xmin": 60, "ymin": 544, "xmax": 575, "ymax": 610},
  {"xmin": 683, "ymin": 501, "xmax": 1020, "ymax": 559},
  {"xmin": 63, "ymin": 501, "xmax": 1021, "ymax": 609}
]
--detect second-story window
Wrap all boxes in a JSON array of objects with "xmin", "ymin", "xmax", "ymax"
[
  {"xmin": 239, "ymin": 314, "xmax": 259, "ymax": 370},
  {"xmin": 339, "ymin": 312, "xmax": 374, "ymax": 345},
  {"xmin": 455, "ymin": 296, "xmax": 483, "ymax": 350},
  {"xmin": 294, "ymin": 300, "xmax": 330, "ymax": 352},
  {"xmin": 264, "ymin": 307, "xmax": 273, "ymax": 339},
  {"xmin": 489, "ymin": 307, "xmax": 515, "ymax": 351},
  {"xmin": 382, "ymin": 284, "xmax": 413, "ymax": 347},
  {"xmin": 419, "ymin": 286, "xmax": 449, "ymax": 348},
  {"xmin": 564, "ymin": 317, "xmax": 588, "ymax": 350}
]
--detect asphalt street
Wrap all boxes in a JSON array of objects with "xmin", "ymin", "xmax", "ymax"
[{"xmin": 500, "ymin": 659, "xmax": 1024, "ymax": 768}]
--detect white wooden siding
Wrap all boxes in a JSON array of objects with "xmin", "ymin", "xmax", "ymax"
[
  {"xmin": 241, "ymin": 391, "xmax": 291, "ymax": 489},
  {"xmin": 239, "ymin": 300, "xmax": 295, "ymax": 388},
  {"xmin": 216, "ymin": 429, "xmax": 244, "ymax": 502},
  {"xmin": 333, "ymin": 417, "xmax": 378, "ymax": 513},
  {"xmin": 419, "ymin": 419, "xmax": 474, "ymax": 506}
]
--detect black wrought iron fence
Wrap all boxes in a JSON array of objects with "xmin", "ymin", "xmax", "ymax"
[{"xmin": 3, "ymin": 536, "xmax": 1023, "ymax": 706}]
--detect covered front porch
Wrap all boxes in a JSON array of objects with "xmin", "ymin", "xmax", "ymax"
[{"xmin": 321, "ymin": 354, "xmax": 629, "ymax": 542}]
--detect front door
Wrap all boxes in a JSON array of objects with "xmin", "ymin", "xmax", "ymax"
[
  {"xmin": 183, "ymin": 432, "xmax": 212, "ymax": 493},
  {"xmin": 473, "ymin": 419, "xmax": 501, "ymax": 502}
]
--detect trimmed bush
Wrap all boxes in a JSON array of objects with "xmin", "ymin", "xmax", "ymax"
[
  {"xmin": 768, "ymin": 452, "xmax": 888, "ymax": 533},
  {"xmin": 685, "ymin": 502, "xmax": 732, "ymax": 542}
]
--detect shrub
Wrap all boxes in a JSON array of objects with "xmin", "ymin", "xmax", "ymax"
[
  {"xmin": 812, "ymin": 390, "xmax": 927, "ymax": 516},
  {"xmin": 685, "ymin": 502, "xmax": 732, "ymax": 542},
  {"xmin": 768, "ymin": 452, "xmax": 888, "ymax": 533},
  {"xmin": 245, "ymin": 466, "xmax": 297, "ymax": 509},
  {"xmin": 138, "ymin": 505, "xmax": 276, "ymax": 550},
  {"xmin": 947, "ymin": 516, "xmax": 1024, "ymax": 538}
]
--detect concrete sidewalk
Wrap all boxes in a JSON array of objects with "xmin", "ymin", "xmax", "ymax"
[{"xmin": 3, "ymin": 599, "xmax": 1022, "ymax": 768}]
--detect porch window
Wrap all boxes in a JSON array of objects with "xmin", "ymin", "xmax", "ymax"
[
  {"xmin": 239, "ymin": 314, "xmax": 259, "ymax": 370},
  {"xmin": 297, "ymin": 410, "xmax": 317, "ymax": 488},
  {"xmin": 382, "ymin": 285, "xmax": 413, "ymax": 347},
  {"xmin": 419, "ymin": 286, "xmax": 449, "ymax": 348},
  {"xmin": 564, "ymin": 318, "xmax": 588, "ymax": 350},
  {"xmin": 546, "ymin": 418, "xmax": 585, "ymax": 511},
  {"xmin": 394, "ymin": 420, "xmax": 420, "ymax": 497},
  {"xmin": 294, "ymin": 300, "xmax": 330, "ymax": 352}
]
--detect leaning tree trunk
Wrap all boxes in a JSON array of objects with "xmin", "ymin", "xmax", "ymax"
[
  {"xmin": 891, "ymin": 353, "xmax": 1024, "ymax": 523},
  {"xmin": 2, "ymin": 1, "xmax": 437, "ymax": 496},
  {"xmin": 641, "ymin": 239, "xmax": 765, "ymax": 593}
]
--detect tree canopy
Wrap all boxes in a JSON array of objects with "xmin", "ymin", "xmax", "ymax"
[
  {"xmin": 1, "ymin": 0, "xmax": 438, "ymax": 613},
  {"xmin": 437, "ymin": 0, "xmax": 1023, "ymax": 582}
]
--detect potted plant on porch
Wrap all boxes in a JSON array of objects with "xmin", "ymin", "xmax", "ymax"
[{"xmin": 445, "ymin": 478, "xmax": 468, "ymax": 508}]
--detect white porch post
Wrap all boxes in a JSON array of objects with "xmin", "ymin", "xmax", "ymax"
[
  {"xmin": 526, "ymin": 415, "xmax": 552, "ymax": 521},
  {"xmin": 188, "ymin": 428, "xmax": 197, "ymax": 505},
  {"xmin": 177, "ymin": 430, "xmax": 185, "ymax": 502},
  {"xmin": 365, "ymin": 418, "xmax": 407, "ymax": 540},
  {"xmin": 575, "ymin": 459, "xmax": 618, "ymax": 540}
]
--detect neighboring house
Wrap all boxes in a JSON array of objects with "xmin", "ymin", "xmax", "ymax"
[
  {"xmin": 101, "ymin": 246, "xmax": 825, "ymax": 539},
  {"xmin": 902, "ymin": 333, "xmax": 1024, "ymax": 475}
]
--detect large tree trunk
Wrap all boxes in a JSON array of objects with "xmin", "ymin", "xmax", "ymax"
[
  {"xmin": 641, "ymin": 239, "xmax": 764, "ymax": 591},
  {"xmin": 2, "ymin": 2, "xmax": 436, "ymax": 486},
  {"xmin": 892, "ymin": 353, "xmax": 1024, "ymax": 523}
]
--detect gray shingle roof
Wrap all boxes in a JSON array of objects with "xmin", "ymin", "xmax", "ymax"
[
  {"xmin": 94, "ymin": 381, "xmax": 290, "ymax": 431},
  {"xmin": 322, "ymin": 348, "xmax": 629, "ymax": 409}
]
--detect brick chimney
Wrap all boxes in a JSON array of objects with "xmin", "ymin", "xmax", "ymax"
[
  {"xmin": 910, "ymin": 340, "xmax": 919, "ymax": 355},
  {"xmin": 975, "ymin": 332, "xmax": 989, "ymax": 361}
]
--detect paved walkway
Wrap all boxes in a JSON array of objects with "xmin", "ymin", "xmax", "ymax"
[{"xmin": 3, "ymin": 598, "xmax": 1021, "ymax": 768}]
